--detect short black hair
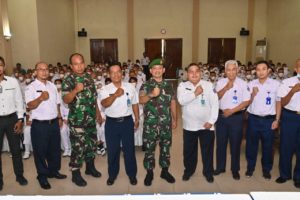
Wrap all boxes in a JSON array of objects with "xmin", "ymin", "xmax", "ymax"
[
  {"xmin": 108, "ymin": 63, "xmax": 122, "ymax": 72},
  {"xmin": 129, "ymin": 77, "xmax": 137, "ymax": 83},
  {"xmin": 69, "ymin": 53, "xmax": 84, "ymax": 65},
  {"xmin": 255, "ymin": 60, "xmax": 271, "ymax": 69},
  {"xmin": 186, "ymin": 63, "xmax": 200, "ymax": 71},
  {"xmin": 0, "ymin": 56, "xmax": 5, "ymax": 66}
]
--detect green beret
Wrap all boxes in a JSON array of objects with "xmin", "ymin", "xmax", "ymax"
[{"xmin": 149, "ymin": 58, "xmax": 164, "ymax": 69}]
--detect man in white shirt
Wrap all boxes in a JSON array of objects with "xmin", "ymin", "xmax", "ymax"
[
  {"xmin": 141, "ymin": 52, "xmax": 150, "ymax": 80},
  {"xmin": 214, "ymin": 60, "xmax": 250, "ymax": 180},
  {"xmin": 100, "ymin": 64, "xmax": 139, "ymax": 186},
  {"xmin": 276, "ymin": 59, "xmax": 300, "ymax": 188},
  {"xmin": 245, "ymin": 61, "xmax": 281, "ymax": 180},
  {"xmin": 25, "ymin": 62, "xmax": 66, "ymax": 190},
  {"xmin": 0, "ymin": 56, "xmax": 28, "ymax": 191},
  {"xmin": 177, "ymin": 63, "xmax": 219, "ymax": 183}
]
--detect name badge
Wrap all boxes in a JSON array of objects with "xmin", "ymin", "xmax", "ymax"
[
  {"xmin": 232, "ymin": 90, "xmax": 238, "ymax": 104},
  {"xmin": 266, "ymin": 91, "xmax": 271, "ymax": 105},
  {"xmin": 126, "ymin": 92, "xmax": 131, "ymax": 107},
  {"xmin": 200, "ymin": 94, "xmax": 205, "ymax": 106}
]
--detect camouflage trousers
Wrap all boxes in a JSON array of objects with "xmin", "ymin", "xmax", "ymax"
[
  {"xmin": 143, "ymin": 123, "xmax": 172, "ymax": 170},
  {"xmin": 69, "ymin": 126, "xmax": 97, "ymax": 169}
]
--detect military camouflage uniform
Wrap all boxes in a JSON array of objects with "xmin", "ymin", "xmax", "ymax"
[
  {"xmin": 140, "ymin": 78, "xmax": 175, "ymax": 170},
  {"xmin": 62, "ymin": 73, "xmax": 97, "ymax": 168}
]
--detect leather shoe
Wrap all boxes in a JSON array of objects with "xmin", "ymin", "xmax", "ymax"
[
  {"xmin": 276, "ymin": 177, "xmax": 289, "ymax": 184},
  {"xmin": 205, "ymin": 175, "xmax": 214, "ymax": 183},
  {"xmin": 232, "ymin": 172, "xmax": 240, "ymax": 180},
  {"xmin": 38, "ymin": 178, "xmax": 51, "ymax": 190},
  {"xmin": 263, "ymin": 171, "xmax": 271, "ymax": 180},
  {"xmin": 48, "ymin": 172, "xmax": 67, "ymax": 179},
  {"xmin": 129, "ymin": 176, "xmax": 137, "ymax": 185},
  {"xmin": 16, "ymin": 175, "xmax": 28, "ymax": 186},
  {"xmin": 213, "ymin": 169, "xmax": 225, "ymax": 176},
  {"xmin": 0, "ymin": 179, "xmax": 3, "ymax": 191},
  {"xmin": 107, "ymin": 177, "xmax": 115, "ymax": 186},
  {"xmin": 182, "ymin": 173, "xmax": 191, "ymax": 181},
  {"xmin": 245, "ymin": 170, "xmax": 253, "ymax": 178},
  {"xmin": 294, "ymin": 180, "xmax": 300, "ymax": 188}
]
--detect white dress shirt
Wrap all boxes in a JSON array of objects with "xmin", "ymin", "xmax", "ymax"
[
  {"xmin": 0, "ymin": 76, "xmax": 24, "ymax": 118},
  {"xmin": 277, "ymin": 76, "xmax": 300, "ymax": 112},
  {"xmin": 215, "ymin": 77, "xmax": 251, "ymax": 110},
  {"xmin": 100, "ymin": 82, "xmax": 138, "ymax": 118},
  {"xmin": 247, "ymin": 78, "xmax": 280, "ymax": 116},
  {"xmin": 177, "ymin": 80, "xmax": 219, "ymax": 131},
  {"xmin": 25, "ymin": 79, "xmax": 60, "ymax": 120}
]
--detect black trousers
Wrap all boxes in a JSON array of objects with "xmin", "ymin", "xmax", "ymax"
[
  {"xmin": 105, "ymin": 116, "xmax": 137, "ymax": 179},
  {"xmin": 31, "ymin": 119, "xmax": 61, "ymax": 180},
  {"xmin": 0, "ymin": 113, "xmax": 24, "ymax": 179},
  {"xmin": 183, "ymin": 129, "xmax": 214, "ymax": 177}
]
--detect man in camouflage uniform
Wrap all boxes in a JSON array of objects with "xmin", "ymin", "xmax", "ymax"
[
  {"xmin": 62, "ymin": 53, "xmax": 102, "ymax": 187},
  {"xmin": 139, "ymin": 58, "xmax": 177, "ymax": 186}
]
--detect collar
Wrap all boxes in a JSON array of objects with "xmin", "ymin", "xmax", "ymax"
[{"xmin": 0, "ymin": 75, "xmax": 7, "ymax": 81}]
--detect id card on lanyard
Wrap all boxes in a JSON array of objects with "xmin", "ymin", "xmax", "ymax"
[
  {"xmin": 232, "ymin": 90, "xmax": 238, "ymax": 104},
  {"xmin": 266, "ymin": 91, "xmax": 271, "ymax": 105}
]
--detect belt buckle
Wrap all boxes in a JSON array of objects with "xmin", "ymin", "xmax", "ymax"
[{"xmin": 117, "ymin": 117, "xmax": 124, "ymax": 122}]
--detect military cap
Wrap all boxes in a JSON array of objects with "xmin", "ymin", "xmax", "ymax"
[{"xmin": 149, "ymin": 58, "xmax": 164, "ymax": 69}]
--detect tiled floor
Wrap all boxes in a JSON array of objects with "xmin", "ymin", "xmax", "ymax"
[{"xmin": 0, "ymin": 110, "xmax": 299, "ymax": 195}]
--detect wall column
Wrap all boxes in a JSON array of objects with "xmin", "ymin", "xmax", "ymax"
[
  {"xmin": 192, "ymin": 0, "xmax": 200, "ymax": 63},
  {"xmin": 127, "ymin": 0, "xmax": 134, "ymax": 60}
]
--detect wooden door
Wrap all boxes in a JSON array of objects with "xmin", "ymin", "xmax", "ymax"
[
  {"xmin": 144, "ymin": 38, "xmax": 182, "ymax": 79},
  {"xmin": 90, "ymin": 39, "xmax": 118, "ymax": 64},
  {"xmin": 207, "ymin": 38, "xmax": 236, "ymax": 64}
]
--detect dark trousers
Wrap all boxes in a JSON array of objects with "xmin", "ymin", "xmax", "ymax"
[
  {"xmin": 183, "ymin": 129, "xmax": 214, "ymax": 177},
  {"xmin": 215, "ymin": 112, "xmax": 243, "ymax": 173},
  {"xmin": 143, "ymin": 65, "xmax": 150, "ymax": 80},
  {"xmin": 279, "ymin": 109, "xmax": 300, "ymax": 180},
  {"xmin": 0, "ymin": 113, "xmax": 24, "ymax": 179},
  {"xmin": 31, "ymin": 119, "xmax": 61, "ymax": 180},
  {"xmin": 246, "ymin": 114, "xmax": 275, "ymax": 173},
  {"xmin": 105, "ymin": 116, "xmax": 137, "ymax": 179}
]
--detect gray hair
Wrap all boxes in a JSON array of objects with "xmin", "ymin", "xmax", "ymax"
[{"xmin": 225, "ymin": 60, "xmax": 238, "ymax": 69}]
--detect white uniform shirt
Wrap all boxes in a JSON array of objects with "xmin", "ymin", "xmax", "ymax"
[
  {"xmin": 0, "ymin": 76, "xmax": 24, "ymax": 118},
  {"xmin": 247, "ymin": 78, "xmax": 280, "ymax": 116},
  {"xmin": 140, "ymin": 57, "xmax": 150, "ymax": 66},
  {"xmin": 177, "ymin": 80, "xmax": 219, "ymax": 131},
  {"xmin": 215, "ymin": 77, "xmax": 251, "ymax": 110},
  {"xmin": 25, "ymin": 79, "xmax": 60, "ymax": 120},
  {"xmin": 100, "ymin": 82, "xmax": 138, "ymax": 118},
  {"xmin": 277, "ymin": 76, "xmax": 300, "ymax": 112}
]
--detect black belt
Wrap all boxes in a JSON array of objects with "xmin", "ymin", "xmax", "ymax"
[
  {"xmin": 249, "ymin": 113, "xmax": 276, "ymax": 119},
  {"xmin": 106, "ymin": 115, "xmax": 131, "ymax": 122},
  {"xmin": 283, "ymin": 108, "xmax": 300, "ymax": 115},
  {"xmin": 219, "ymin": 110, "xmax": 244, "ymax": 115},
  {"xmin": 33, "ymin": 118, "xmax": 58, "ymax": 124},
  {"xmin": 0, "ymin": 112, "xmax": 16, "ymax": 118}
]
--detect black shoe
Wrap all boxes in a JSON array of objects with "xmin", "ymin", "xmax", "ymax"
[
  {"xmin": 276, "ymin": 176, "xmax": 288, "ymax": 184},
  {"xmin": 205, "ymin": 175, "xmax": 214, "ymax": 183},
  {"xmin": 232, "ymin": 172, "xmax": 240, "ymax": 180},
  {"xmin": 263, "ymin": 171, "xmax": 271, "ymax": 180},
  {"xmin": 48, "ymin": 172, "xmax": 67, "ymax": 179},
  {"xmin": 16, "ymin": 175, "xmax": 28, "ymax": 185},
  {"xmin": 160, "ymin": 168, "xmax": 175, "ymax": 183},
  {"xmin": 0, "ymin": 179, "xmax": 3, "ymax": 191},
  {"xmin": 213, "ymin": 169, "xmax": 225, "ymax": 176},
  {"xmin": 85, "ymin": 159, "xmax": 102, "ymax": 178},
  {"xmin": 129, "ymin": 176, "xmax": 137, "ymax": 185},
  {"xmin": 294, "ymin": 180, "xmax": 300, "ymax": 188},
  {"xmin": 144, "ymin": 170, "xmax": 153, "ymax": 186},
  {"xmin": 72, "ymin": 169, "xmax": 87, "ymax": 187},
  {"xmin": 107, "ymin": 177, "xmax": 115, "ymax": 186},
  {"xmin": 245, "ymin": 170, "xmax": 253, "ymax": 178},
  {"xmin": 182, "ymin": 173, "xmax": 191, "ymax": 181},
  {"xmin": 37, "ymin": 177, "xmax": 51, "ymax": 190}
]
